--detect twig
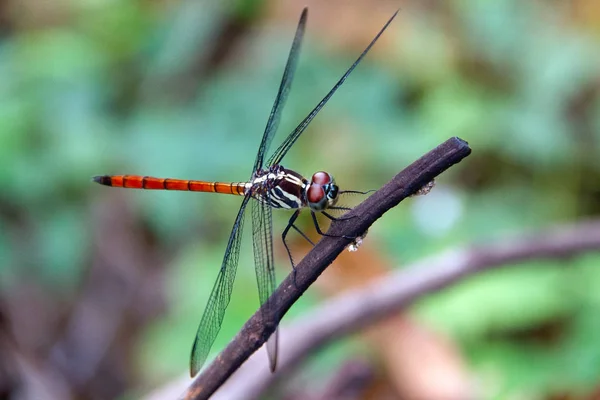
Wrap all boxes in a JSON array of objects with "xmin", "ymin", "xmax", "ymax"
[
  {"xmin": 181, "ymin": 137, "xmax": 471, "ymax": 399},
  {"xmin": 211, "ymin": 219, "xmax": 600, "ymax": 399}
]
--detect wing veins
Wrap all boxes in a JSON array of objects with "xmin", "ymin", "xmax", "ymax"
[
  {"xmin": 189, "ymin": 195, "xmax": 251, "ymax": 377},
  {"xmin": 253, "ymin": 7, "xmax": 308, "ymax": 172},
  {"xmin": 251, "ymin": 194, "xmax": 279, "ymax": 371},
  {"xmin": 267, "ymin": 9, "xmax": 399, "ymax": 167}
]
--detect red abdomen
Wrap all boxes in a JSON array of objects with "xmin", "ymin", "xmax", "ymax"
[{"xmin": 93, "ymin": 175, "xmax": 246, "ymax": 195}]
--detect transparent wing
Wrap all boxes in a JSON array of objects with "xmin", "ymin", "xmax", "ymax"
[
  {"xmin": 252, "ymin": 7, "xmax": 307, "ymax": 172},
  {"xmin": 251, "ymin": 195, "xmax": 279, "ymax": 371},
  {"xmin": 267, "ymin": 9, "xmax": 399, "ymax": 167},
  {"xmin": 189, "ymin": 195, "xmax": 251, "ymax": 377}
]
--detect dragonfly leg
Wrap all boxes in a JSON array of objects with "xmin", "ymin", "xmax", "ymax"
[
  {"xmin": 291, "ymin": 225, "xmax": 315, "ymax": 246},
  {"xmin": 282, "ymin": 210, "xmax": 314, "ymax": 285},
  {"xmin": 322, "ymin": 209, "xmax": 356, "ymax": 222},
  {"xmin": 330, "ymin": 206, "xmax": 352, "ymax": 211},
  {"xmin": 311, "ymin": 211, "xmax": 355, "ymax": 240},
  {"xmin": 340, "ymin": 189, "xmax": 376, "ymax": 195}
]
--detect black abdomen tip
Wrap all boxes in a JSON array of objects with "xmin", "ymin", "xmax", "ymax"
[{"xmin": 92, "ymin": 175, "xmax": 111, "ymax": 186}]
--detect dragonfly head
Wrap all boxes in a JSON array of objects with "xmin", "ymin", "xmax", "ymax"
[{"xmin": 306, "ymin": 171, "xmax": 339, "ymax": 211}]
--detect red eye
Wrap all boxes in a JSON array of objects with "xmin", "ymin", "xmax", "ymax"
[
  {"xmin": 311, "ymin": 171, "xmax": 330, "ymax": 185},
  {"xmin": 307, "ymin": 184, "xmax": 325, "ymax": 204}
]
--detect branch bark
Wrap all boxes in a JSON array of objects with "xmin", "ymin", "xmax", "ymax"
[{"xmin": 181, "ymin": 137, "xmax": 471, "ymax": 399}]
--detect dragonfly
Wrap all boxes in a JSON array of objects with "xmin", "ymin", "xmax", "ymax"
[{"xmin": 93, "ymin": 7, "xmax": 398, "ymax": 377}]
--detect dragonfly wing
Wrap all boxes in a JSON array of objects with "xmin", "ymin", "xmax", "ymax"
[
  {"xmin": 267, "ymin": 10, "xmax": 399, "ymax": 167},
  {"xmin": 253, "ymin": 7, "xmax": 307, "ymax": 172},
  {"xmin": 266, "ymin": 321, "xmax": 279, "ymax": 371},
  {"xmin": 189, "ymin": 195, "xmax": 251, "ymax": 377},
  {"xmin": 251, "ymin": 196, "xmax": 279, "ymax": 371}
]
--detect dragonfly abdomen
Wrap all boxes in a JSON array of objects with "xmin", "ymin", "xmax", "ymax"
[{"xmin": 92, "ymin": 175, "xmax": 246, "ymax": 195}]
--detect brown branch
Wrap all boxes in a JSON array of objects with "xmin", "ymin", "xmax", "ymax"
[
  {"xmin": 180, "ymin": 137, "xmax": 471, "ymax": 399},
  {"xmin": 209, "ymin": 219, "xmax": 600, "ymax": 399}
]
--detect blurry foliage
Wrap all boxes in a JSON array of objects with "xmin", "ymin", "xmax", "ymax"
[{"xmin": 1, "ymin": 0, "xmax": 600, "ymax": 399}]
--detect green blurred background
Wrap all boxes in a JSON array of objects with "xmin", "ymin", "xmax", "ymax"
[{"xmin": 1, "ymin": 0, "xmax": 600, "ymax": 399}]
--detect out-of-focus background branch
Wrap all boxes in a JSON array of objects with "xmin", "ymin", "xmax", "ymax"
[{"xmin": 1, "ymin": 1, "xmax": 600, "ymax": 399}]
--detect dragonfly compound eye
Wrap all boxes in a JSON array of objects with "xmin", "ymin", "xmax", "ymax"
[
  {"xmin": 307, "ymin": 184, "xmax": 328, "ymax": 210},
  {"xmin": 311, "ymin": 171, "xmax": 331, "ymax": 185}
]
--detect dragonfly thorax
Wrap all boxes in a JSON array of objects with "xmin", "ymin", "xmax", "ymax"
[{"xmin": 249, "ymin": 166, "xmax": 307, "ymax": 209}]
